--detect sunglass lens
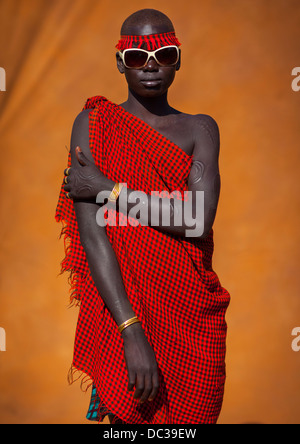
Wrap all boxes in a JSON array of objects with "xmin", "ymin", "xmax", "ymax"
[
  {"xmin": 156, "ymin": 47, "xmax": 178, "ymax": 66},
  {"xmin": 124, "ymin": 50, "xmax": 148, "ymax": 68}
]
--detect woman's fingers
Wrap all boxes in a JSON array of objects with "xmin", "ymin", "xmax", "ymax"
[
  {"xmin": 63, "ymin": 168, "xmax": 72, "ymax": 193},
  {"xmin": 127, "ymin": 370, "xmax": 136, "ymax": 393},
  {"xmin": 138, "ymin": 373, "xmax": 153, "ymax": 404},
  {"xmin": 131, "ymin": 370, "xmax": 159, "ymax": 403},
  {"xmin": 149, "ymin": 372, "xmax": 160, "ymax": 401},
  {"xmin": 64, "ymin": 167, "xmax": 71, "ymax": 176},
  {"xmin": 133, "ymin": 373, "xmax": 145, "ymax": 401}
]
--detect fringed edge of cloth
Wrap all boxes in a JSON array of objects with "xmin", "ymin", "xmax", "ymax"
[
  {"xmin": 67, "ymin": 364, "xmax": 93, "ymax": 392},
  {"xmin": 55, "ymin": 217, "xmax": 85, "ymax": 308},
  {"xmin": 67, "ymin": 364, "xmax": 126, "ymax": 424}
]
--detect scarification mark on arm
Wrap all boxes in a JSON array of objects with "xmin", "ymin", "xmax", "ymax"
[{"xmin": 190, "ymin": 160, "xmax": 205, "ymax": 184}]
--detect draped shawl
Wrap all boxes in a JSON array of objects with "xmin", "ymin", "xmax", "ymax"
[{"xmin": 55, "ymin": 96, "xmax": 230, "ymax": 424}]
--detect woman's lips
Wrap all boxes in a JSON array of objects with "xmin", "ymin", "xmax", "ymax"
[{"xmin": 140, "ymin": 79, "xmax": 162, "ymax": 87}]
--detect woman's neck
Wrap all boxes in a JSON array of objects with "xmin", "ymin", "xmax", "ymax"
[{"xmin": 121, "ymin": 88, "xmax": 176, "ymax": 121}]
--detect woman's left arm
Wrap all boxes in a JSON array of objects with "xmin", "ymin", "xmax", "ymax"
[{"xmin": 64, "ymin": 115, "xmax": 221, "ymax": 239}]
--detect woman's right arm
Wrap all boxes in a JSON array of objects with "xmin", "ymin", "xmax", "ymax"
[{"xmin": 69, "ymin": 110, "xmax": 159, "ymax": 404}]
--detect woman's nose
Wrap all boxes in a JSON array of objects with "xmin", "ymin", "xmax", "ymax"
[{"xmin": 143, "ymin": 56, "xmax": 159, "ymax": 71}]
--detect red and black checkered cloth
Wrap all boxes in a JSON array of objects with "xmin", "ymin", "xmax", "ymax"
[
  {"xmin": 116, "ymin": 31, "xmax": 181, "ymax": 51},
  {"xmin": 55, "ymin": 96, "xmax": 230, "ymax": 424}
]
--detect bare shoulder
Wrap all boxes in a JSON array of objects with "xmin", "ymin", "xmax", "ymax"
[
  {"xmin": 189, "ymin": 113, "xmax": 219, "ymax": 146},
  {"xmin": 72, "ymin": 108, "xmax": 93, "ymax": 129},
  {"xmin": 174, "ymin": 112, "xmax": 219, "ymax": 142},
  {"xmin": 70, "ymin": 108, "xmax": 94, "ymax": 163},
  {"xmin": 175, "ymin": 112, "xmax": 220, "ymax": 162}
]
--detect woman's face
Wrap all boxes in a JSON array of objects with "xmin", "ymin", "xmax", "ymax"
[
  {"xmin": 117, "ymin": 50, "xmax": 180, "ymax": 98},
  {"xmin": 116, "ymin": 23, "xmax": 180, "ymax": 99}
]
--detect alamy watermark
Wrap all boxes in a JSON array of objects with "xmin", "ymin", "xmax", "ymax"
[
  {"xmin": 0, "ymin": 327, "xmax": 6, "ymax": 351},
  {"xmin": 291, "ymin": 67, "xmax": 300, "ymax": 92},
  {"xmin": 96, "ymin": 186, "xmax": 204, "ymax": 237},
  {"xmin": 0, "ymin": 67, "xmax": 6, "ymax": 91},
  {"xmin": 291, "ymin": 327, "xmax": 300, "ymax": 352}
]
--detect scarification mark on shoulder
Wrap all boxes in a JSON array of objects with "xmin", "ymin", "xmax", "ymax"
[{"xmin": 198, "ymin": 116, "xmax": 218, "ymax": 146}]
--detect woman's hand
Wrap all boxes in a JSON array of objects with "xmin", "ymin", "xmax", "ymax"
[
  {"xmin": 64, "ymin": 146, "xmax": 110, "ymax": 201},
  {"xmin": 122, "ymin": 322, "xmax": 160, "ymax": 404}
]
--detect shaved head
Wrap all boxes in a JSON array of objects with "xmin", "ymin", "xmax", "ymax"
[{"xmin": 121, "ymin": 9, "xmax": 175, "ymax": 36}]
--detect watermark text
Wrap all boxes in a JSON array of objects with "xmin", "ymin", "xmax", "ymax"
[
  {"xmin": 291, "ymin": 67, "xmax": 300, "ymax": 92},
  {"xmin": 0, "ymin": 327, "xmax": 6, "ymax": 351},
  {"xmin": 291, "ymin": 327, "xmax": 300, "ymax": 352},
  {"xmin": 0, "ymin": 67, "xmax": 6, "ymax": 91},
  {"xmin": 96, "ymin": 186, "xmax": 204, "ymax": 237}
]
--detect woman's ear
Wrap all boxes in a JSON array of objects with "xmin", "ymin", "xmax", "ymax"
[
  {"xmin": 176, "ymin": 48, "xmax": 181, "ymax": 71},
  {"xmin": 116, "ymin": 53, "xmax": 125, "ymax": 74}
]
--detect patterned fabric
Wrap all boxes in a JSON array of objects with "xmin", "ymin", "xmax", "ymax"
[
  {"xmin": 86, "ymin": 384, "xmax": 125, "ymax": 423},
  {"xmin": 55, "ymin": 95, "xmax": 230, "ymax": 424},
  {"xmin": 86, "ymin": 384, "xmax": 106, "ymax": 421},
  {"xmin": 116, "ymin": 31, "xmax": 181, "ymax": 51}
]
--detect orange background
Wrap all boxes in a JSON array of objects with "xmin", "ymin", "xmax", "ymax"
[{"xmin": 0, "ymin": 0, "xmax": 300, "ymax": 424}]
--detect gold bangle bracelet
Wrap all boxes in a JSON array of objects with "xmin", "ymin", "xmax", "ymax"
[
  {"xmin": 118, "ymin": 316, "xmax": 140, "ymax": 334},
  {"xmin": 108, "ymin": 182, "xmax": 124, "ymax": 202}
]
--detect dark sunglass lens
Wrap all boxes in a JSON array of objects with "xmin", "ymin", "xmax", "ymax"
[
  {"xmin": 124, "ymin": 50, "xmax": 148, "ymax": 68},
  {"xmin": 156, "ymin": 47, "xmax": 178, "ymax": 66}
]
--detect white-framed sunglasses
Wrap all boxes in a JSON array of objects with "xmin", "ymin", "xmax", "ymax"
[{"xmin": 118, "ymin": 45, "xmax": 180, "ymax": 69}]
